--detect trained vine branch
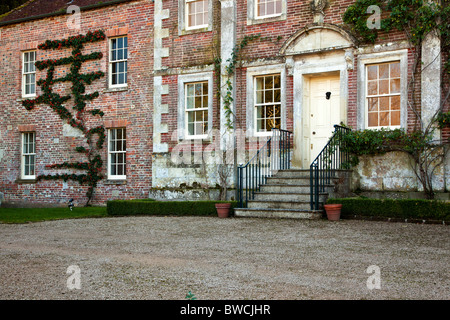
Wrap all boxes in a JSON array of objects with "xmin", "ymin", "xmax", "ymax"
[{"xmin": 22, "ymin": 30, "xmax": 106, "ymax": 206}]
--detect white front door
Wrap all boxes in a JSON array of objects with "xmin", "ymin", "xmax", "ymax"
[{"xmin": 309, "ymin": 75, "xmax": 341, "ymax": 162}]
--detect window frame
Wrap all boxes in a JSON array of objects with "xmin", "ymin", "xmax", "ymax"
[
  {"xmin": 255, "ymin": 0, "xmax": 283, "ymax": 20},
  {"xmin": 22, "ymin": 50, "xmax": 37, "ymax": 98},
  {"xmin": 253, "ymin": 73, "xmax": 283, "ymax": 136},
  {"xmin": 177, "ymin": 72, "xmax": 214, "ymax": 140},
  {"xmin": 21, "ymin": 132, "xmax": 36, "ymax": 180},
  {"xmin": 107, "ymin": 128, "xmax": 127, "ymax": 180},
  {"xmin": 357, "ymin": 49, "xmax": 408, "ymax": 131},
  {"xmin": 108, "ymin": 36, "xmax": 128, "ymax": 89},
  {"xmin": 184, "ymin": 81, "xmax": 210, "ymax": 139},
  {"xmin": 185, "ymin": 0, "xmax": 209, "ymax": 30},
  {"xmin": 246, "ymin": 65, "xmax": 286, "ymax": 137},
  {"xmin": 365, "ymin": 61, "xmax": 402, "ymax": 130},
  {"xmin": 178, "ymin": 0, "xmax": 213, "ymax": 35},
  {"xmin": 247, "ymin": 0, "xmax": 286, "ymax": 26}
]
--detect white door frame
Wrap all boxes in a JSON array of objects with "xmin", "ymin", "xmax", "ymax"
[
  {"xmin": 307, "ymin": 73, "xmax": 341, "ymax": 164},
  {"xmin": 291, "ymin": 50, "xmax": 349, "ymax": 169}
]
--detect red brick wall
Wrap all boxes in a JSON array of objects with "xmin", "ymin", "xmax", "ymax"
[
  {"xmin": 1, "ymin": 0, "xmax": 442, "ymax": 206},
  {"xmin": 0, "ymin": 1, "xmax": 154, "ymax": 206},
  {"xmin": 441, "ymin": 49, "xmax": 449, "ymax": 142}
]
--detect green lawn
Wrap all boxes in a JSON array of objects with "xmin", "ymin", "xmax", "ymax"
[{"xmin": 0, "ymin": 206, "xmax": 107, "ymax": 224}]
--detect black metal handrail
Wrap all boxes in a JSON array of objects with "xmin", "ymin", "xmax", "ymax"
[
  {"xmin": 237, "ymin": 128, "xmax": 292, "ymax": 208},
  {"xmin": 310, "ymin": 125, "xmax": 351, "ymax": 210}
]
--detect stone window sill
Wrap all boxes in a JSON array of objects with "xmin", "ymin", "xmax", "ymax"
[
  {"xmin": 104, "ymin": 180, "xmax": 127, "ymax": 185},
  {"xmin": 179, "ymin": 27, "xmax": 212, "ymax": 36},
  {"xmin": 15, "ymin": 179, "xmax": 37, "ymax": 184},
  {"xmin": 104, "ymin": 86, "xmax": 128, "ymax": 93}
]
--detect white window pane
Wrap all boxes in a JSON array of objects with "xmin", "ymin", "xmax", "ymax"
[
  {"xmin": 366, "ymin": 61, "xmax": 401, "ymax": 128},
  {"xmin": 118, "ymin": 62, "xmax": 124, "ymax": 73},
  {"xmin": 189, "ymin": 14, "xmax": 195, "ymax": 27},
  {"xmin": 109, "ymin": 129, "xmax": 126, "ymax": 177},
  {"xmin": 195, "ymin": 96, "xmax": 202, "ymax": 109},
  {"xmin": 256, "ymin": 90, "xmax": 264, "ymax": 104},
  {"xmin": 195, "ymin": 123, "xmax": 203, "ymax": 135},
  {"xmin": 195, "ymin": 83, "xmax": 202, "ymax": 95},
  {"xmin": 274, "ymin": 89, "xmax": 281, "ymax": 102},
  {"xmin": 188, "ymin": 122, "xmax": 195, "ymax": 136},
  {"xmin": 186, "ymin": 97, "xmax": 194, "ymax": 109},
  {"xmin": 29, "ymin": 156, "xmax": 35, "ymax": 175},
  {"xmin": 257, "ymin": 119, "xmax": 264, "ymax": 132},
  {"xmin": 265, "ymin": 90, "xmax": 273, "ymax": 103},
  {"xmin": 118, "ymin": 73, "xmax": 125, "ymax": 84},
  {"xmin": 188, "ymin": 0, "xmax": 208, "ymax": 27},
  {"xmin": 256, "ymin": 77, "xmax": 264, "ymax": 90},
  {"xmin": 275, "ymin": 0, "xmax": 282, "ymax": 14},
  {"xmin": 258, "ymin": 3, "xmax": 265, "ymax": 17},
  {"xmin": 267, "ymin": 1, "xmax": 275, "ymax": 15},
  {"xmin": 30, "ymin": 137, "xmax": 35, "ymax": 153},
  {"xmin": 117, "ymin": 164, "xmax": 123, "ymax": 176},
  {"xmin": 188, "ymin": 111, "xmax": 195, "ymax": 123},
  {"xmin": 186, "ymin": 84, "xmax": 194, "ymax": 97}
]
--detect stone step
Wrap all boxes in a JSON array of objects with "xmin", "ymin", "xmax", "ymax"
[
  {"xmin": 273, "ymin": 169, "xmax": 312, "ymax": 178},
  {"xmin": 259, "ymin": 184, "xmax": 333, "ymax": 194},
  {"xmin": 247, "ymin": 200, "xmax": 317, "ymax": 210},
  {"xmin": 252, "ymin": 192, "xmax": 327, "ymax": 202},
  {"xmin": 234, "ymin": 208, "xmax": 323, "ymax": 220},
  {"xmin": 266, "ymin": 176, "xmax": 340, "ymax": 186},
  {"xmin": 266, "ymin": 177, "xmax": 312, "ymax": 185},
  {"xmin": 234, "ymin": 168, "xmax": 351, "ymax": 220}
]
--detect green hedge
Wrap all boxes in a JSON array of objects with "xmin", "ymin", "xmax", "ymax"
[
  {"xmin": 326, "ymin": 198, "xmax": 450, "ymax": 221},
  {"xmin": 107, "ymin": 200, "xmax": 238, "ymax": 217}
]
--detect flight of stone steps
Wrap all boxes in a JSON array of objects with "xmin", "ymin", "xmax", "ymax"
[{"xmin": 234, "ymin": 169, "xmax": 351, "ymax": 219}]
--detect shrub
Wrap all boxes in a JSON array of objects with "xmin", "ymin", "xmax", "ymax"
[
  {"xmin": 107, "ymin": 200, "xmax": 238, "ymax": 217},
  {"xmin": 326, "ymin": 198, "xmax": 450, "ymax": 221}
]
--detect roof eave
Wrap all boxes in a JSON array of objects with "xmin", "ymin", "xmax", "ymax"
[{"xmin": 0, "ymin": 0, "xmax": 136, "ymax": 27}]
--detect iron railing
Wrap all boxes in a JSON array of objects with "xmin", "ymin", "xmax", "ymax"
[
  {"xmin": 310, "ymin": 125, "xmax": 351, "ymax": 210},
  {"xmin": 237, "ymin": 128, "xmax": 292, "ymax": 208}
]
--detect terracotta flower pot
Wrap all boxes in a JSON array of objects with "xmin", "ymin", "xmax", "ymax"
[
  {"xmin": 324, "ymin": 204, "xmax": 342, "ymax": 221},
  {"xmin": 215, "ymin": 203, "xmax": 231, "ymax": 218}
]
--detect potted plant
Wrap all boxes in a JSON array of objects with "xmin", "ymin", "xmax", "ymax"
[
  {"xmin": 215, "ymin": 202, "xmax": 231, "ymax": 218},
  {"xmin": 324, "ymin": 203, "xmax": 342, "ymax": 221},
  {"xmin": 215, "ymin": 149, "xmax": 234, "ymax": 218}
]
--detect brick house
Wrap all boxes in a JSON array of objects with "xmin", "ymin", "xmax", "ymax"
[{"xmin": 0, "ymin": 0, "xmax": 448, "ymax": 208}]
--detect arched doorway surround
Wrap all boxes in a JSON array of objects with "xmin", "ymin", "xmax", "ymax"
[{"xmin": 281, "ymin": 24, "xmax": 356, "ymax": 168}]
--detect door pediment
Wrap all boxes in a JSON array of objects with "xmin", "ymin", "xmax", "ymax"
[{"xmin": 281, "ymin": 24, "xmax": 355, "ymax": 56}]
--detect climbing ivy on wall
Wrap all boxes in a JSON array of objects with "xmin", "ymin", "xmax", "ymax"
[
  {"xmin": 214, "ymin": 34, "xmax": 261, "ymax": 130},
  {"xmin": 343, "ymin": 0, "xmax": 450, "ymax": 72},
  {"xmin": 22, "ymin": 30, "xmax": 106, "ymax": 206},
  {"xmin": 342, "ymin": 1, "xmax": 450, "ymax": 199}
]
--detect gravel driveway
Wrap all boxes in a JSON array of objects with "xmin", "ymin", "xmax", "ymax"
[{"xmin": 0, "ymin": 216, "xmax": 448, "ymax": 300}]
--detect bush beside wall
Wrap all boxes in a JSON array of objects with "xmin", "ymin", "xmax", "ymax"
[
  {"xmin": 107, "ymin": 200, "xmax": 238, "ymax": 217},
  {"xmin": 327, "ymin": 198, "xmax": 450, "ymax": 221}
]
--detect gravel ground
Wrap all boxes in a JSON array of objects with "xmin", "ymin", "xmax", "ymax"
[{"xmin": 0, "ymin": 216, "xmax": 448, "ymax": 300}]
